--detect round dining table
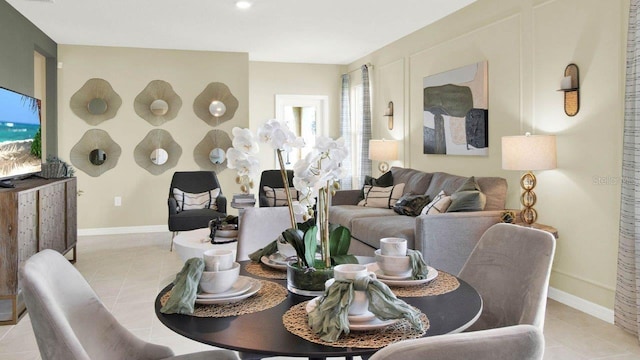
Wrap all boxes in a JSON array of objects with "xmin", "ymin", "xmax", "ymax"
[{"xmin": 155, "ymin": 260, "xmax": 482, "ymax": 360}]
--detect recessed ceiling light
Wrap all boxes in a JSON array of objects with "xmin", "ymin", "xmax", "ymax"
[{"xmin": 236, "ymin": 1, "xmax": 252, "ymax": 9}]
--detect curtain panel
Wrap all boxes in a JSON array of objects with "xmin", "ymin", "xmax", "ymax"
[
  {"xmin": 340, "ymin": 74, "xmax": 353, "ymax": 190},
  {"xmin": 359, "ymin": 64, "xmax": 372, "ymax": 186}
]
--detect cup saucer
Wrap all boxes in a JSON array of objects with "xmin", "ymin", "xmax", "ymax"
[{"xmin": 306, "ymin": 297, "xmax": 397, "ymax": 330}]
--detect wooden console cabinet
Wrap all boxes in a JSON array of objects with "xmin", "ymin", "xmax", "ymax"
[{"xmin": 0, "ymin": 177, "xmax": 77, "ymax": 324}]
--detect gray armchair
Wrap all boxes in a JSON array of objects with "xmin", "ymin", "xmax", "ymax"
[
  {"xmin": 369, "ymin": 324, "xmax": 544, "ymax": 360},
  {"xmin": 169, "ymin": 171, "xmax": 227, "ymax": 250},
  {"xmin": 21, "ymin": 249, "xmax": 238, "ymax": 360},
  {"xmin": 258, "ymin": 169, "xmax": 294, "ymax": 207}
]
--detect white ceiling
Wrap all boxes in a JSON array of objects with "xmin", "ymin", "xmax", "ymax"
[{"xmin": 7, "ymin": 0, "xmax": 476, "ymax": 64}]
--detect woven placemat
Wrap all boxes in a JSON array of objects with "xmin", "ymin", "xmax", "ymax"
[
  {"xmin": 160, "ymin": 280, "xmax": 287, "ymax": 318},
  {"xmin": 283, "ymin": 301, "xmax": 430, "ymax": 348},
  {"xmin": 387, "ymin": 271, "xmax": 460, "ymax": 297},
  {"xmin": 245, "ymin": 262, "xmax": 287, "ymax": 280}
]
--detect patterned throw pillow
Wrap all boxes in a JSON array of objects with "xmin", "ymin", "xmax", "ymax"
[
  {"xmin": 263, "ymin": 186, "xmax": 299, "ymax": 207},
  {"xmin": 446, "ymin": 176, "xmax": 486, "ymax": 212},
  {"xmin": 421, "ymin": 190, "xmax": 452, "ymax": 215},
  {"xmin": 173, "ymin": 188, "xmax": 220, "ymax": 212},
  {"xmin": 358, "ymin": 183, "xmax": 405, "ymax": 208},
  {"xmin": 359, "ymin": 171, "xmax": 394, "ymax": 201},
  {"xmin": 393, "ymin": 193, "xmax": 432, "ymax": 216}
]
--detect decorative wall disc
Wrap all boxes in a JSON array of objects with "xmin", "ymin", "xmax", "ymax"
[
  {"xmin": 134, "ymin": 80, "xmax": 183, "ymax": 126},
  {"xmin": 70, "ymin": 78, "xmax": 122, "ymax": 125},
  {"xmin": 134, "ymin": 129, "xmax": 182, "ymax": 175},
  {"xmin": 70, "ymin": 129, "xmax": 122, "ymax": 177},
  {"xmin": 193, "ymin": 82, "xmax": 239, "ymax": 126},
  {"xmin": 193, "ymin": 130, "xmax": 232, "ymax": 172}
]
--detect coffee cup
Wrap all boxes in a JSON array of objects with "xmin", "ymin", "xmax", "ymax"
[
  {"xmin": 199, "ymin": 262, "xmax": 240, "ymax": 294},
  {"xmin": 276, "ymin": 240, "xmax": 297, "ymax": 259},
  {"xmin": 380, "ymin": 237, "xmax": 407, "ymax": 256},
  {"xmin": 332, "ymin": 264, "xmax": 376, "ymax": 316},
  {"xmin": 203, "ymin": 249, "xmax": 234, "ymax": 272}
]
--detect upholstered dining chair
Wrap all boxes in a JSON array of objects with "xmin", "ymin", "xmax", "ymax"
[
  {"xmin": 236, "ymin": 206, "xmax": 304, "ymax": 261},
  {"xmin": 459, "ymin": 223, "xmax": 556, "ymax": 331},
  {"xmin": 369, "ymin": 324, "xmax": 544, "ymax": 360},
  {"xmin": 21, "ymin": 249, "xmax": 239, "ymax": 360},
  {"xmin": 169, "ymin": 171, "xmax": 227, "ymax": 250},
  {"xmin": 258, "ymin": 169, "xmax": 294, "ymax": 207}
]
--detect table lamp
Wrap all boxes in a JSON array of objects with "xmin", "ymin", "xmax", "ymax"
[
  {"xmin": 369, "ymin": 139, "xmax": 399, "ymax": 173},
  {"xmin": 501, "ymin": 133, "xmax": 557, "ymax": 225}
]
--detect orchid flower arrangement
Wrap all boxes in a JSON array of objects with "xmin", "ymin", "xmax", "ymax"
[{"xmin": 227, "ymin": 119, "xmax": 355, "ymax": 269}]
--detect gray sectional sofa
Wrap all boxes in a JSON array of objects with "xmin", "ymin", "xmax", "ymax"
[{"xmin": 330, "ymin": 167, "xmax": 508, "ymax": 275}]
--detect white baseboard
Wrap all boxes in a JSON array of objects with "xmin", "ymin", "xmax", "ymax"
[
  {"xmin": 548, "ymin": 286, "xmax": 614, "ymax": 324},
  {"xmin": 78, "ymin": 225, "xmax": 168, "ymax": 236}
]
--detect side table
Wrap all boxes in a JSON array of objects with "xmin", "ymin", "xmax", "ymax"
[{"xmin": 514, "ymin": 222, "xmax": 558, "ymax": 239}]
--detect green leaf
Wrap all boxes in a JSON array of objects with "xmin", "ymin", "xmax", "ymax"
[
  {"xmin": 282, "ymin": 228, "xmax": 305, "ymax": 265},
  {"xmin": 297, "ymin": 218, "xmax": 316, "ymax": 233},
  {"xmin": 329, "ymin": 225, "xmax": 351, "ymax": 257},
  {"xmin": 331, "ymin": 254, "xmax": 358, "ymax": 265},
  {"xmin": 303, "ymin": 225, "xmax": 318, "ymax": 268}
]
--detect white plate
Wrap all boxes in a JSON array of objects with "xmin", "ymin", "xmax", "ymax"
[
  {"xmin": 195, "ymin": 278, "xmax": 261, "ymax": 304},
  {"xmin": 260, "ymin": 255, "xmax": 288, "ymax": 270},
  {"xmin": 366, "ymin": 263, "xmax": 438, "ymax": 287},
  {"xmin": 197, "ymin": 276, "xmax": 253, "ymax": 299},
  {"xmin": 269, "ymin": 253, "xmax": 292, "ymax": 265},
  {"xmin": 306, "ymin": 297, "xmax": 398, "ymax": 330}
]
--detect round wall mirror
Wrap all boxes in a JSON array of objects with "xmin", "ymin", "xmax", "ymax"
[
  {"xmin": 87, "ymin": 98, "xmax": 108, "ymax": 115},
  {"xmin": 209, "ymin": 148, "xmax": 226, "ymax": 164},
  {"xmin": 89, "ymin": 149, "xmax": 107, "ymax": 165},
  {"xmin": 209, "ymin": 100, "xmax": 226, "ymax": 117},
  {"xmin": 149, "ymin": 99, "xmax": 169, "ymax": 116},
  {"xmin": 150, "ymin": 148, "xmax": 169, "ymax": 165}
]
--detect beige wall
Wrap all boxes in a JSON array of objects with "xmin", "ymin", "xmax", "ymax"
[
  {"xmin": 58, "ymin": 46, "xmax": 249, "ymax": 227},
  {"xmin": 347, "ymin": 0, "xmax": 627, "ymax": 309},
  {"xmin": 249, "ymin": 61, "xmax": 344, "ymax": 171}
]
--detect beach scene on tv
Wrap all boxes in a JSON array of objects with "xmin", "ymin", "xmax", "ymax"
[{"xmin": 0, "ymin": 88, "xmax": 42, "ymax": 178}]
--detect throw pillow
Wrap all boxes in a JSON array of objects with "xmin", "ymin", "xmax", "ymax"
[
  {"xmin": 358, "ymin": 183, "xmax": 405, "ymax": 208},
  {"xmin": 263, "ymin": 186, "xmax": 299, "ymax": 207},
  {"xmin": 173, "ymin": 188, "xmax": 220, "ymax": 212},
  {"xmin": 359, "ymin": 171, "xmax": 394, "ymax": 200},
  {"xmin": 446, "ymin": 176, "xmax": 487, "ymax": 212},
  {"xmin": 393, "ymin": 193, "xmax": 432, "ymax": 216},
  {"xmin": 421, "ymin": 190, "xmax": 452, "ymax": 215}
]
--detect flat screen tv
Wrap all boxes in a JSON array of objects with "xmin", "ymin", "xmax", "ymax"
[{"xmin": 0, "ymin": 86, "xmax": 42, "ymax": 187}]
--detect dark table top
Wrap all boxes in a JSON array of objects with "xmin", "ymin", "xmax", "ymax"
[{"xmin": 155, "ymin": 260, "xmax": 482, "ymax": 359}]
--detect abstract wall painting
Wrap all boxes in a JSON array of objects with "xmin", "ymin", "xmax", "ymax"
[{"xmin": 423, "ymin": 61, "xmax": 488, "ymax": 156}]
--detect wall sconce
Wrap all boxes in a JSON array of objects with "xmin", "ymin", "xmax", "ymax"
[
  {"xmin": 558, "ymin": 63, "xmax": 580, "ymax": 116},
  {"xmin": 369, "ymin": 139, "xmax": 399, "ymax": 173},
  {"xmin": 384, "ymin": 101, "xmax": 394, "ymax": 130}
]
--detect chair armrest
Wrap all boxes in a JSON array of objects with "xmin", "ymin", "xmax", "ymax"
[
  {"xmin": 415, "ymin": 210, "xmax": 503, "ymax": 275},
  {"xmin": 216, "ymin": 194, "xmax": 227, "ymax": 214},
  {"xmin": 332, "ymin": 190, "xmax": 361, "ymax": 205},
  {"xmin": 168, "ymin": 197, "xmax": 178, "ymax": 215}
]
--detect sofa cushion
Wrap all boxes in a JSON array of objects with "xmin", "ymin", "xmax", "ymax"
[
  {"xmin": 393, "ymin": 193, "xmax": 431, "ymax": 216},
  {"xmin": 390, "ymin": 167, "xmax": 433, "ymax": 196},
  {"xmin": 359, "ymin": 171, "xmax": 394, "ymax": 200},
  {"xmin": 421, "ymin": 190, "xmax": 452, "ymax": 215},
  {"xmin": 358, "ymin": 184, "xmax": 405, "ymax": 208},
  {"xmin": 425, "ymin": 172, "xmax": 507, "ymax": 211},
  {"xmin": 329, "ymin": 205, "xmax": 396, "ymax": 229},
  {"xmin": 350, "ymin": 215, "xmax": 416, "ymax": 249},
  {"xmin": 447, "ymin": 176, "xmax": 487, "ymax": 212},
  {"xmin": 173, "ymin": 188, "xmax": 220, "ymax": 212}
]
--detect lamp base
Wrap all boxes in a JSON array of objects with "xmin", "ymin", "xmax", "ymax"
[
  {"xmin": 520, "ymin": 171, "xmax": 538, "ymax": 225},
  {"xmin": 378, "ymin": 162, "xmax": 390, "ymax": 173}
]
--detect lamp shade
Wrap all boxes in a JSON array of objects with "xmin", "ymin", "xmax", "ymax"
[
  {"xmin": 369, "ymin": 139, "xmax": 399, "ymax": 161},
  {"xmin": 502, "ymin": 134, "xmax": 557, "ymax": 171}
]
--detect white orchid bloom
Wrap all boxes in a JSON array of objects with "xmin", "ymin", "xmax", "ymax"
[
  {"xmin": 231, "ymin": 127, "xmax": 259, "ymax": 154},
  {"xmin": 225, "ymin": 147, "xmax": 247, "ymax": 169},
  {"xmin": 258, "ymin": 119, "xmax": 305, "ymax": 151}
]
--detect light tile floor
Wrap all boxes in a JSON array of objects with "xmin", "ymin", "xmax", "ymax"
[{"xmin": 0, "ymin": 232, "xmax": 639, "ymax": 360}]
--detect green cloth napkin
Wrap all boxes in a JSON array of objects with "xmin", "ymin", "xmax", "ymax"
[
  {"xmin": 160, "ymin": 258, "xmax": 204, "ymax": 315},
  {"xmin": 248, "ymin": 238, "xmax": 279, "ymax": 262},
  {"xmin": 308, "ymin": 277, "xmax": 424, "ymax": 342},
  {"xmin": 407, "ymin": 249, "xmax": 430, "ymax": 280}
]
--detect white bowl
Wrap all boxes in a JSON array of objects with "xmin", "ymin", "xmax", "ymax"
[
  {"xmin": 199, "ymin": 262, "xmax": 240, "ymax": 294},
  {"xmin": 374, "ymin": 249, "xmax": 412, "ymax": 277}
]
